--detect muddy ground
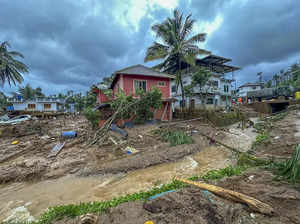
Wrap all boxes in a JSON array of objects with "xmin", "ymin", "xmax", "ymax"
[
  {"xmin": 59, "ymin": 168, "xmax": 300, "ymax": 224},
  {"xmin": 0, "ymin": 115, "xmax": 238, "ymax": 184},
  {"xmin": 58, "ymin": 108, "xmax": 300, "ymax": 224},
  {"xmin": 2, "ymin": 107, "xmax": 300, "ymax": 223}
]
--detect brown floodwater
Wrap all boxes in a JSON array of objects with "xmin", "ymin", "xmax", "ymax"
[{"xmin": 0, "ymin": 146, "xmax": 231, "ymax": 222}]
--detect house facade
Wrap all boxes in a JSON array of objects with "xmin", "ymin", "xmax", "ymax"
[
  {"xmin": 236, "ymin": 83, "xmax": 263, "ymax": 99},
  {"xmin": 7, "ymin": 97, "xmax": 64, "ymax": 112},
  {"xmin": 95, "ymin": 64, "xmax": 174, "ymax": 121},
  {"xmin": 172, "ymin": 73, "xmax": 233, "ymax": 109},
  {"xmin": 171, "ymin": 55, "xmax": 240, "ymax": 109}
]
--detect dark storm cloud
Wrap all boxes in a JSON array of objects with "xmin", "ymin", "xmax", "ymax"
[
  {"xmin": 0, "ymin": 0, "xmax": 158, "ymax": 94},
  {"xmin": 2, "ymin": 0, "xmax": 299, "ymax": 94},
  {"xmin": 178, "ymin": 0, "xmax": 231, "ymax": 21},
  {"xmin": 203, "ymin": 0, "xmax": 300, "ymax": 84}
]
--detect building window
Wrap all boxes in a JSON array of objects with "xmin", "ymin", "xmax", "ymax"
[
  {"xmin": 134, "ymin": 80, "xmax": 146, "ymax": 92},
  {"xmin": 44, "ymin": 104, "xmax": 51, "ymax": 109},
  {"xmin": 157, "ymin": 81, "xmax": 166, "ymax": 87},
  {"xmin": 28, "ymin": 104, "xmax": 36, "ymax": 109},
  {"xmin": 209, "ymin": 80, "xmax": 218, "ymax": 87},
  {"xmin": 206, "ymin": 98, "xmax": 214, "ymax": 104},
  {"xmin": 252, "ymin": 86, "xmax": 256, "ymax": 90},
  {"xmin": 224, "ymin": 85, "xmax": 229, "ymax": 92},
  {"xmin": 171, "ymin": 85, "xmax": 176, "ymax": 92}
]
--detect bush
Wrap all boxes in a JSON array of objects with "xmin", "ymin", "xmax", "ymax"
[
  {"xmin": 252, "ymin": 132, "xmax": 270, "ymax": 149},
  {"xmin": 155, "ymin": 129, "xmax": 193, "ymax": 146},
  {"xmin": 83, "ymin": 107, "xmax": 101, "ymax": 129},
  {"xmin": 279, "ymin": 144, "xmax": 300, "ymax": 182},
  {"xmin": 108, "ymin": 87, "xmax": 162, "ymax": 124}
]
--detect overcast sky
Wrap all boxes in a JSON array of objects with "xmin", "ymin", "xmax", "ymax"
[{"xmin": 1, "ymin": 0, "xmax": 299, "ymax": 95}]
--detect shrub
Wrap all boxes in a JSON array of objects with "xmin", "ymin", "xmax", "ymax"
[
  {"xmin": 279, "ymin": 144, "xmax": 300, "ymax": 182},
  {"xmin": 252, "ymin": 132, "xmax": 270, "ymax": 149},
  {"xmin": 155, "ymin": 129, "xmax": 193, "ymax": 146},
  {"xmin": 83, "ymin": 107, "xmax": 101, "ymax": 129}
]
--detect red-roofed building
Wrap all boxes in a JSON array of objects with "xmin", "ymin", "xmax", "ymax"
[{"xmin": 94, "ymin": 64, "xmax": 175, "ymax": 125}]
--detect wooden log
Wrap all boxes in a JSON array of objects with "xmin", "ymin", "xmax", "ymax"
[{"xmin": 175, "ymin": 178, "xmax": 274, "ymax": 215}]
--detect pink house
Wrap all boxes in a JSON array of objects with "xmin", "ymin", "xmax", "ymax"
[{"xmin": 95, "ymin": 64, "xmax": 175, "ymax": 122}]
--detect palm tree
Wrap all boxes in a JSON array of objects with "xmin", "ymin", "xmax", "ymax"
[
  {"xmin": 257, "ymin": 72, "xmax": 262, "ymax": 84},
  {"xmin": 0, "ymin": 41, "xmax": 28, "ymax": 86},
  {"xmin": 273, "ymin": 74, "xmax": 279, "ymax": 87},
  {"xmin": 144, "ymin": 9, "xmax": 210, "ymax": 106}
]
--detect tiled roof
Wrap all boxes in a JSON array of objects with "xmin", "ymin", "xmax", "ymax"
[{"xmin": 114, "ymin": 64, "xmax": 175, "ymax": 79}]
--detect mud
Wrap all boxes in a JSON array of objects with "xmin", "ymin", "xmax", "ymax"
[
  {"xmin": 0, "ymin": 113, "xmax": 259, "ymax": 222},
  {"xmin": 60, "ymin": 168, "xmax": 300, "ymax": 224},
  {"xmin": 253, "ymin": 110, "xmax": 300, "ymax": 160}
]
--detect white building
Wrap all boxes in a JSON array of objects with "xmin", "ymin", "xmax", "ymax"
[
  {"xmin": 237, "ymin": 83, "xmax": 263, "ymax": 98},
  {"xmin": 171, "ymin": 55, "xmax": 240, "ymax": 109},
  {"xmin": 7, "ymin": 97, "xmax": 64, "ymax": 112}
]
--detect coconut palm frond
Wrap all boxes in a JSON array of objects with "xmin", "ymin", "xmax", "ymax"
[
  {"xmin": 180, "ymin": 14, "xmax": 194, "ymax": 41},
  {"xmin": 0, "ymin": 41, "xmax": 28, "ymax": 86},
  {"xmin": 144, "ymin": 42, "xmax": 170, "ymax": 62},
  {"xmin": 186, "ymin": 33, "xmax": 207, "ymax": 44}
]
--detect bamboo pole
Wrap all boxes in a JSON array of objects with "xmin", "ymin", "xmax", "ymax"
[{"xmin": 175, "ymin": 178, "xmax": 274, "ymax": 215}]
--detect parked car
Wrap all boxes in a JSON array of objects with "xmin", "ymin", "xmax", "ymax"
[{"xmin": 0, "ymin": 115, "xmax": 31, "ymax": 124}]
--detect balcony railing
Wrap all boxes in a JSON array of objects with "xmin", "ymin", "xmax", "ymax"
[{"xmin": 7, "ymin": 98, "xmax": 65, "ymax": 103}]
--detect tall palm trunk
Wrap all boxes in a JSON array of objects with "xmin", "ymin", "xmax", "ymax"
[{"xmin": 178, "ymin": 58, "xmax": 185, "ymax": 108}]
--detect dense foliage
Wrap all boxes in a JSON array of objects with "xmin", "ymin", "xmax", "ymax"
[
  {"xmin": 83, "ymin": 107, "xmax": 101, "ymax": 129},
  {"xmin": 184, "ymin": 67, "xmax": 213, "ymax": 107},
  {"xmin": 108, "ymin": 87, "xmax": 163, "ymax": 124}
]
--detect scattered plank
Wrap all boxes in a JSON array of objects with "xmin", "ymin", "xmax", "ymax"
[{"xmin": 48, "ymin": 142, "xmax": 65, "ymax": 157}]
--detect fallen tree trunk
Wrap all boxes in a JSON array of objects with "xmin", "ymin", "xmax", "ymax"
[{"xmin": 175, "ymin": 178, "xmax": 274, "ymax": 215}]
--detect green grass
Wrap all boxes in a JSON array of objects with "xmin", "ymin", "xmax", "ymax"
[
  {"xmin": 251, "ymin": 132, "xmax": 270, "ymax": 149},
  {"xmin": 154, "ymin": 129, "xmax": 193, "ymax": 146},
  {"xmin": 201, "ymin": 165, "xmax": 247, "ymax": 181}
]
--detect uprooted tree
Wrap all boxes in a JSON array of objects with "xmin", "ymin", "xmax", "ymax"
[{"xmin": 88, "ymin": 87, "xmax": 162, "ymax": 145}]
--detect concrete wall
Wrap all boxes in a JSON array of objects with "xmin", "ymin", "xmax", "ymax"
[
  {"xmin": 12, "ymin": 101, "xmax": 58, "ymax": 111},
  {"xmin": 238, "ymin": 85, "xmax": 262, "ymax": 97},
  {"xmin": 117, "ymin": 74, "xmax": 171, "ymax": 99},
  {"xmin": 171, "ymin": 74, "xmax": 232, "ymax": 109}
]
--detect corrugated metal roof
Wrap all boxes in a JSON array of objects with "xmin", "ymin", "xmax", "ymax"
[
  {"xmin": 238, "ymin": 83, "xmax": 263, "ymax": 88},
  {"xmin": 114, "ymin": 64, "xmax": 175, "ymax": 79}
]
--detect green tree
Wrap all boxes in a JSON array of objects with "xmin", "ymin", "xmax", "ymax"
[
  {"xmin": 273, "ymin": 74, "xmax": 280, "ymax": 87},
  {"xmin": 257, "ymin": 72, "xmax": 262, "ymax": 83},
  {"xmin": 0, "ymin": 41, "xmax": 28, "ymax": 86},
  {"xmin": 291, "ymin": 63, "xmax": 300, "ymax": 82},
  {"xmin": 265, "ymin": 80, "xmax": 272, "ymax": 88},
  {"xmin": 85, "ymin": 91, "xmax": 97, "ymax": 108},
  {"xmin": 35, "ymin": 87, "xmax": 45, "ymax": 98},
  {"xmin": 144, "ymin": 9, "xmax": 210, "ymax": 106},
  {"xmin": 18, "ymin": 84, "xmax": 35, "ymax": 100},
  {"xmin": 191, "ymin": 67, "xmax": 212, "ymax": 108},
  {"xmin": 0, "ymin": 91, "xmax": 9, "ymax": 109},
  {"xmin": 58, "ymin": 93, "xmax": 65, "ymax": 99}
]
